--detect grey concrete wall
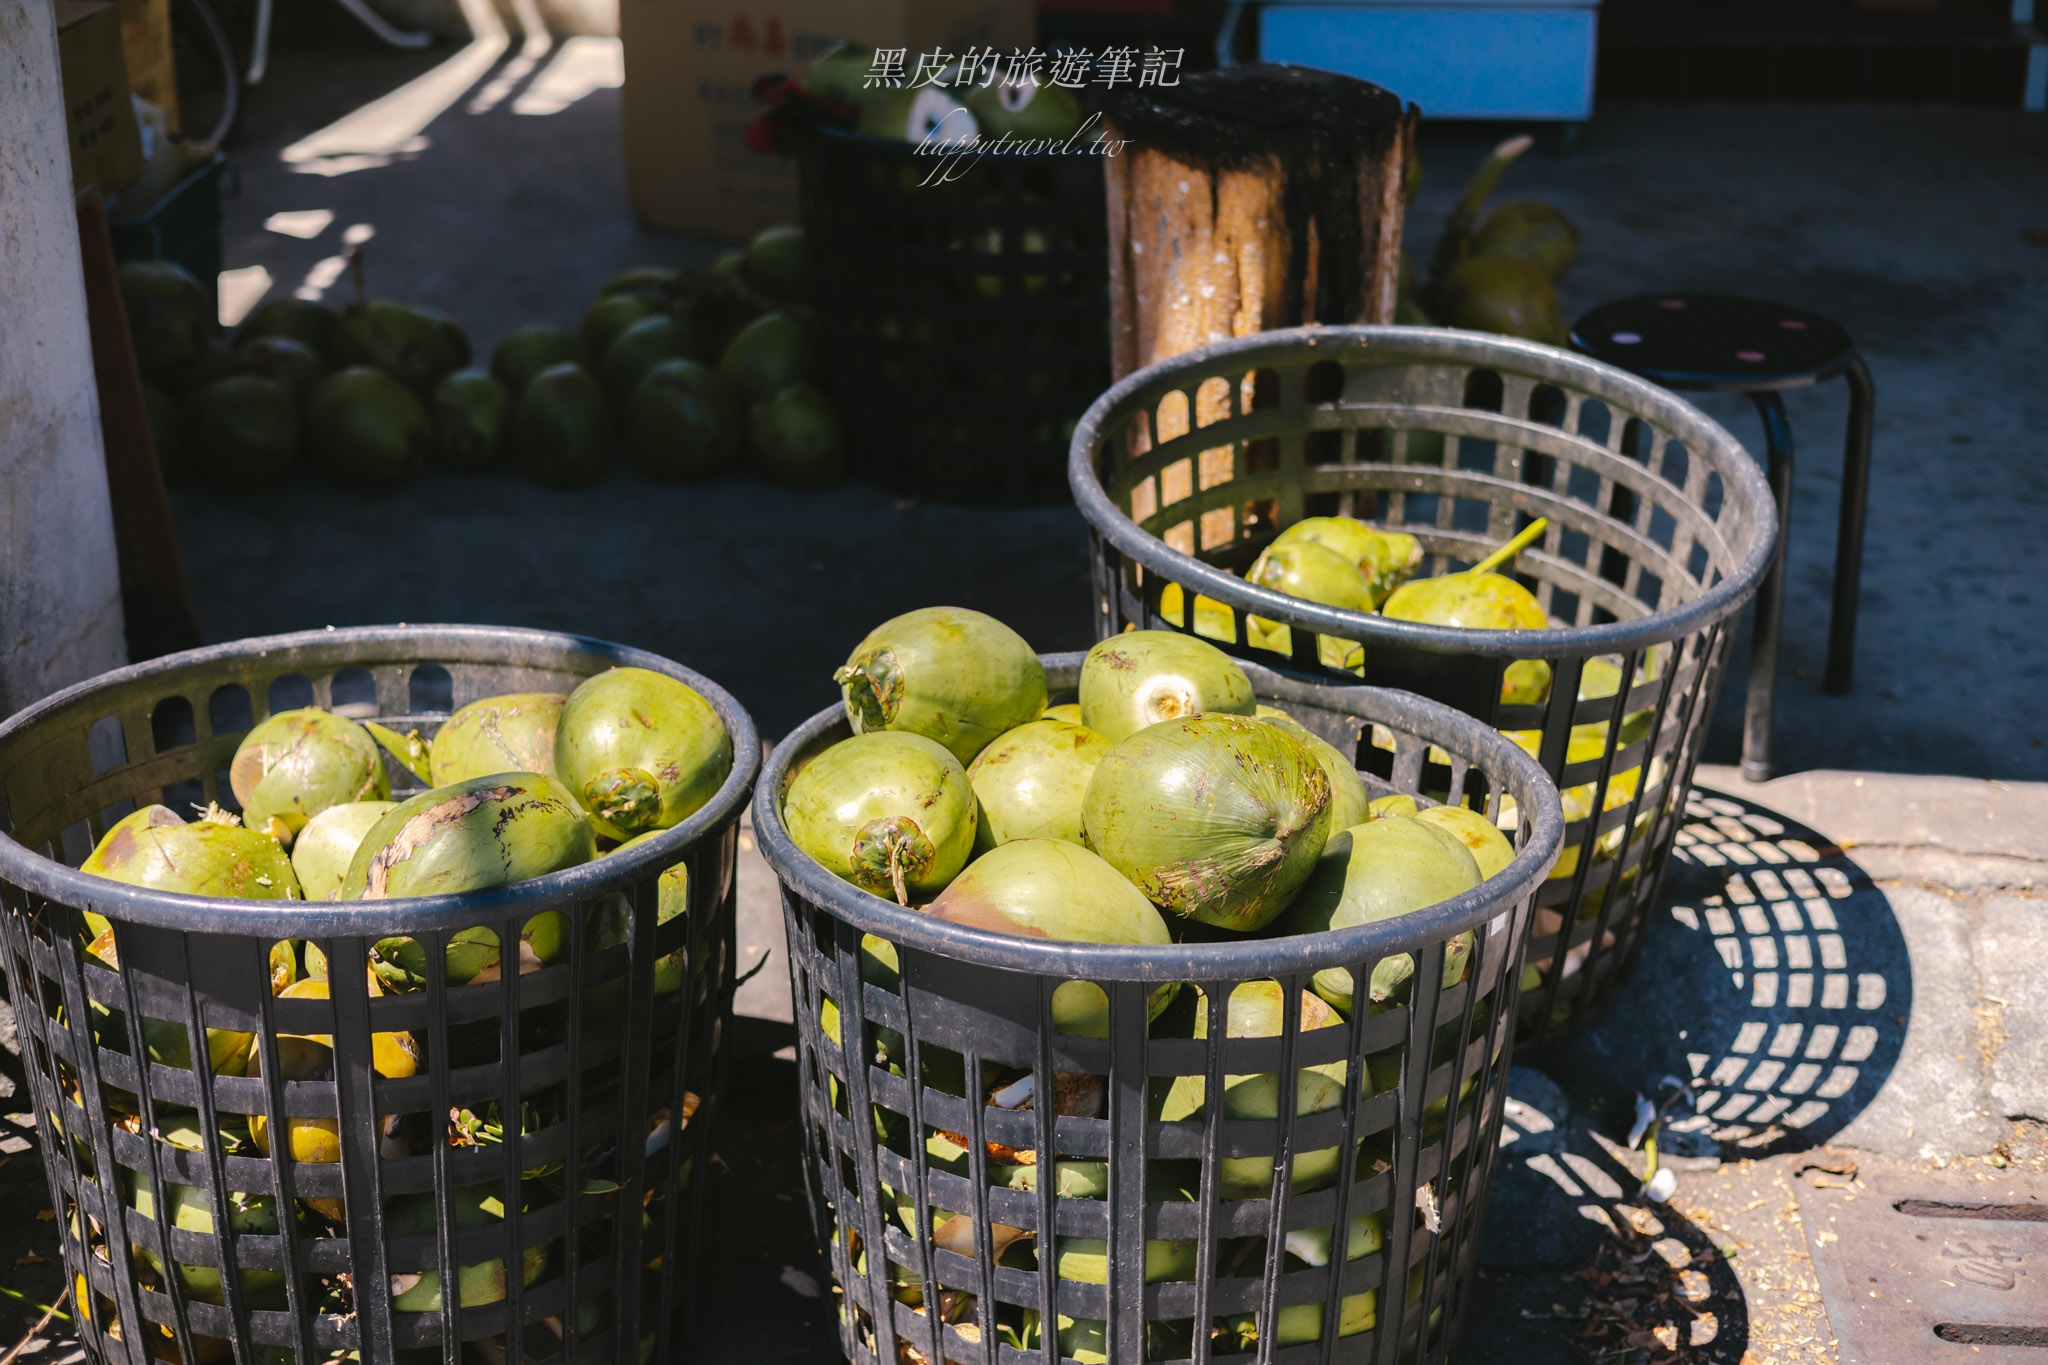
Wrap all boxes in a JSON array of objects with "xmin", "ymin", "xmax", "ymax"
[{"xmin": 0, "ymin": 1, "xmax": 128, "ymax": 715}]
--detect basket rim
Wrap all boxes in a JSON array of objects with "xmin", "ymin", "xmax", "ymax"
[
  {"xmin": 1067, "ymin": 324, "xmax": 1781, "ymax": 659},
  {"xmin": 751, "ymin": 650, "xmax": 1564, "ymax": 982},
  {"xmin": 0, "ymin": 624, "xmax": 762, "ymax": 937}
]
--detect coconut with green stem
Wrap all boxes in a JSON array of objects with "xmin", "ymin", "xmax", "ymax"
[
  {"xmin": 783, "ymin": 731, "xmax": 975, "ymax": 904},
  {"xmin": 1382, "ymin": 517, "xmax": 1554, "ymax": 703}
]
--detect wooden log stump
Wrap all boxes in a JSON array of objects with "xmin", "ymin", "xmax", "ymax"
[{"xmin": 1102, "ymin": 65, "xmax": 1415, "ymax": 550}]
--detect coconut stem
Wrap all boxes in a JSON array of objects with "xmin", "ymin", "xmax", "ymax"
[
  {"xmin": 1469, "ymin": 517, "xmax": 1549, "ymax": 577},
  {"xmin": 1428, "ymin": 133, "xmax": 1535, "ymax": 293},
  {"xmin": 888, "ymin": 844, "xmax": 909, "ymax": 907}
]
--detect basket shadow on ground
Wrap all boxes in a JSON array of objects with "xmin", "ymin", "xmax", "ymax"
[{"xmin": 1460, "ymin": 783, "xmax": 1910, "ymax": 1362}]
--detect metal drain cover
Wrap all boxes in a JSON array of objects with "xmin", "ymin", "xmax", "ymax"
[{"xmin": 1795, "ymin": 1166, "xmax": 2048, "ymax": 1363}]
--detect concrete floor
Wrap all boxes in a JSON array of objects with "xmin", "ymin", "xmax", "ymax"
[{"xmin": 17, "ymin": 13, "xmax": 2048, "ymax": 1364}]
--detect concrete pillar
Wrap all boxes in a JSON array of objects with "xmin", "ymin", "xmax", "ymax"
[{"xmin": 0, "ymin": 1, "xmax": 128, "ymax": 717}]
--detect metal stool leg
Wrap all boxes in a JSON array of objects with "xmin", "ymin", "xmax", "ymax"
[
  {"xmin": 1743, "ymin": 391, "xmax": 1795, "ymax": 783},
  {"xmin": 1824, "ymin": 352, "xmax": 1874, "ymax": 695}
]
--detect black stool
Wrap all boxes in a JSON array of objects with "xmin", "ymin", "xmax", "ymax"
[{"xmin": 1571, "ymin": 294, "xmax": 1874, "ymax": 782}]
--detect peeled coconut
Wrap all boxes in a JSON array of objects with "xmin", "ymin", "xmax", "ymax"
[
  {"xmin": 1076, "ymin": 631, "xmax": 1255, "ymax": 745},
  {"xmin": 783, "ymin": 731, "xmax": 975, "ymax": 904},
  {"xmin": 492, "ymin": 323, "xmax": 589, "ymax": 393},
  {"xmin": 431, "ymin": 367, "xmax": 511, "ymax": 472},
  {"xmin": 1157, "ymin": 981, "xmax": 1349, "ymax": 1197},
  {"xmin": 430, "ymin": 692, "xmax": 565, "ymax": 786},
  {"xmin": 228, "ymin": 334, "xmax": 328, "ymax": 402},
  {"xmin": 749, "ymin": 384, "xmax": 844, "ymax": 487},
  {"xmin": 964, "ymin": 74, "xmax": 1086, "ymax": 140},
  {"xmin": 1084, "ymin": 713, "xmax": 1332, "ymax": 932},
  {"xmin": 1271, "ymin": 516, "xmax": 1423, "ymax": 605},
  {"xmin": 304, "ymin": 366, "xmax": 433, "ymax": 482},
  {"xmin": 1275, "ymin": 816, "xmax": 1482, "ymax": 1015},
  {"xmin": 512, "ymin": 361, "xmax": 609, "ymax": 489},
  {"xmin": 1412, "ymin": 803, "xmax": 1516, "ymax": 880},
  {"xmin": 836, "ymin": 606, "xmax": 1046, "ymax": 765},
  {"xmin": 629, "ymin": 358, "xmax": 740, "ymax": 480},
  {"xmin": 290, "ymin": 800, "xmax": 397, "ymax": 900},
  {"xmin": 230, "ymin": 707, "xmax": 390, "ymax": 834},
  {"xmin": 719, "ymin": 310, "xmax": 814, "ymax": 404},
  {"xmin": 182, "ymin": 375, "xmax": 300, "ymax": 487},
  {"xmin": 1433, "ymin": 255, "xmax": 1566, "ymax": 346},
  {"xmin": 968, "ymin": 718, "xmax": 1112, "ymax": 849},
  {"xmin": 342, "ymin": 772, "xmax": 593, "ymax": 900},
  {"xmin": 554, "ymin": 667, "xmax": 733, "ymax": 840},
  {"xmin": 234, "ymin": 296, "xmax": 339, "ymax": 362}
]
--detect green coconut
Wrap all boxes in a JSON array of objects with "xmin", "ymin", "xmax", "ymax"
[
  {"xmin": 1158, "ymin": 981, "xmax": 1349, "ymax": 1197},
  {"xmin": 1076, "ymin": 631, "xmax": 1256, "ymax": 746},
  {"xmin": 1054, "ymin": 1234, "xmax": 1196, "ymax": 1285},
  {"xmin": 967, "ymin": 718, "xmax": 1112, "ymax": 849},
  {"xmin": 601, "ymin": 313, "xmax": 697, "ymax": 406},
  {"xmin": 806, "ymin": 40, "xmax": 880, "ymax": 106},
  {"xmin": 1383, "ymin": 555, "xmax": 1552, "ymax": 703},
  {"xmin": 578, "ymin": 293, "xmax": 659, "ymax": 360},
  {"xmin": 234, "ymin": 296, "xmax": 339, "ymax": 361},
  {"xmin": 141, "ymin": 378, "xmax": 184, "ymax": 479},
  {"xmin": 82, "ymin": 805, "xmax": 301, "ymax": 900},
  {"xmin": 304, "ymin": 366, "xmax": 433, "ymax": 482},
  {"xmin": 1269, "ymin": 1213, "xmax": 1386, "ymax": 1345},
  {"xmin": 836, "ymin": 606, "xmax": 1046, "ymax": 766},
  {"xmin": 428, "ymin": 367, "xmax": 511, "ymax": 472},
  {"xmin": 1245, "ymin": 538, "xmax": 1373, "ymax": 670},
  {"xmin": 1370, "ymin": 792, "xmax": 1420, "ymax": 820},
  {"xmin": 385, "ymin": 1185, "xmax": 547, "ymax": 1312},
  {"xmin": 743, "ymin": 223, "xmax": 807, "ymax": 302},
  {"xmin": 334, "ymin": 299, "xmax": 469, "ymax": 394},
  {"xmin": 1412, "ymin": 804, "xmax": 1516, "ymax": 880},
  {"xmin": 685, "ymin": 270, "xmax": 771, "ymax": 357},
  {"xmin": 1271, "ymin": 516, "xmax": 1423, "ymax": 605},
  {"xmin": 118, "ymin": 259, "xmax": 213, "ymax": 382},
  {"xmin": 859, "ymin": 86, "xmax": 976, "ymax": 143},
  {"xmin": 1041, "ymin": 702, "xmax": 1082, "ymax": 723},
  {"xmin": 1084, "ymin": 713, "xmax": 1332, "ymax": 931},
  {"xmin": 290, "ymin": 800, "xmax": 398, "ymax": 901},
  {"xmin": 718, "ymin": 310, "xmax": 813, "ymax": 404},
  {"xmin": 130, "ymin": 1179, "xmax": 285, "ymax": 1305},
  {"xmin": 230, "ymin": 707, "xmax": 390, "ymax": 835},
  {"xmin": 1156, "ymin": 581, "xmax": 1240, "ymax": 644},
  {"xmin": 342, "ymin": 772, "xmax": 592, "ymax": 900},
  {"xmin": 628, "ymin": 358, "xmax": 740, "ymax": 480},
  {"xmin": 749, "ymin": 383, "xmax": 844, "ymax": 487},
  {"xmin": 513, "ymin": 361, "xmax": 609, "ymax": 488},
  {"xmin": 1275, "ymin": 816, "xmax": 1481, "ymax": 1015},
  {"xmin": 964, "ymin": 75, "xmax": 1086, "ymax": 140},
  {"xmin": 430, "ymin": 692, "xmax": 565, "ymax": 786},
  {"xmin": 492, "ymin": 323, "xmax": 589, "ymax": 393},
  {"xmin": 782, "ymin": 731, "xmax": 975, "ymax": 904},
  {"xmin": 1254, "ymin": 707, "xmax": 1370, "ymax": 833},
  {"xmin": 1433, "ymin": 255, "xmax": 1566, "ymax": 346},
  {"xmin": 228, "ymin": 334, "xmax": 329, "ymax": 402},
  {"xmin": 554, "ymin": 667, "xmax": 732, "ymax": 840},
  {"xmin": 182, "ymin": 376, "xmax": 300, "ymax": 487},
  {"xmin": 1471, "ymin": 200, "xmax": 1580, "ymax": 282},
  {"xmin": 597, "ymin": 264, "xmax": 683, "ymax": 300}
]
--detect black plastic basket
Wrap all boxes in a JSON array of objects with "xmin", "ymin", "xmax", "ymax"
[
  {"xmin": 755, "ymin": 652, "xmax": 1563, "ymax": 1365},
  {"xmin": 797, "ymin": 126, "xmax": 1111, "ymax": 505},
  {"xmin": 0, "ymin": 625, "xmax": 760, "ymax": 1365},
  {"xmin": 1069, "ymin": 326, "xmax": 1778, "ymax": 1049}
]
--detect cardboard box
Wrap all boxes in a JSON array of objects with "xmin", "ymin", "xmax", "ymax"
[
  {"xmin": 620, "ymin": 0, "xmax": 1032, "ymax": 240},
  {"xmin": 118, "ymin": 0, "xmax": 180, "ymax": 134},
  {"xmin": 56, "ymin": 0, "xmax": 144, "ymax": 196}
]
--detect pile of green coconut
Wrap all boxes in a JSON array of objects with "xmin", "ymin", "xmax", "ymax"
[
  {"xmin": 67, "ymin": 665, "xmax": 730, "ymax": 1337},
  {"xmin": 779, "ymin": 606, "xmax": 1517, "ymax": 1359},
  {"xmin": 121, "ymin": 220, "xmax": 841, "ymax": 492}
]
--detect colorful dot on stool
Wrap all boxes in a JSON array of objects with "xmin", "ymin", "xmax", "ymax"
[
  {"xmin": 1659, "ymin": 299, "xmax": 1687, "ymax": 309},
  {"xmin": 1779, "ymin": 319, "xmax": 1807, "ymax": 331},
  {"xmin": 1736, "ymin": 350, "xmax": 1766, "ymax": 362},
  {"xmin": 1612, "ymin": 332, "xmax": 1641, "ymax": 344}
]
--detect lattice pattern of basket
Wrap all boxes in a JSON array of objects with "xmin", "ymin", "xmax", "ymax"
[
  {"xmin": 0, "ymin": 626, "xmax": 759, "ymax": 1365},
  {"xmin": 798, "ymin": 127, "xmax": 1111, "ymax": 504},
  {"xmin": 757, "ymin": 654, "xmax": 1563, "ymax": 1365},
  {"xmin": 1069, "ymin": 327, "xmax": 1777, "ymax": 1047}
]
